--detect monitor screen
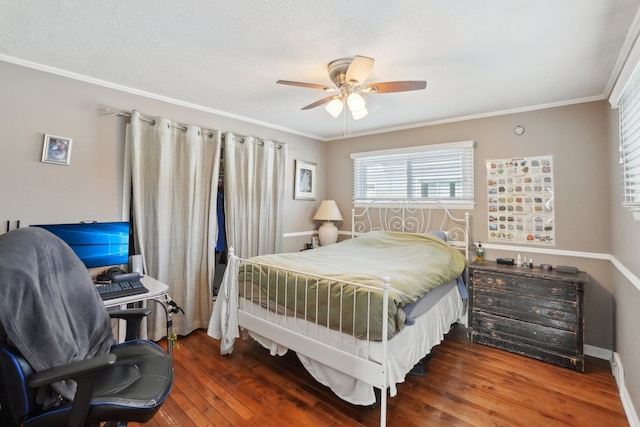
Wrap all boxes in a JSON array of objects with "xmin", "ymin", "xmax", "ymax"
[{"xmin": 31, "ymin": 222, "xmax": 131, "ymax": 268}]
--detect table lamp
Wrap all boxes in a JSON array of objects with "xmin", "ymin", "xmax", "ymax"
[{"xmin": 313, "ymin": 200, "xmax": 343, "ymax": 246}]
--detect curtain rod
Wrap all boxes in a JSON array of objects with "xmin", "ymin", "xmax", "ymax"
[
  {"xmin": 101, "ymin": 108, "xmax": 284, "ymax": 148},
  {"xmin": 222, "ymin": 134, "xmax": 285, "ymax": 150},
  {"xmin": 100, "ymin": 108, "xmax": 215, "ymax": 138}
]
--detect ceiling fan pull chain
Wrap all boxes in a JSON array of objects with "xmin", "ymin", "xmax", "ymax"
[{"xmin": 343, "ymin": 105, "xmax": 351, "ymax": 136}]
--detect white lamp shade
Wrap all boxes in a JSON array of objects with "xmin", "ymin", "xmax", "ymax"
[
  {"xmin": 325, "ymin": 99, "xmax": 344, "ymax": 118},
  {"xmin": 313, "ymin": 200, "xmax": 343, "ymax": 221},
  {"xmin": 314, "ymin": 200, "xmax": 343, "ymax": 246}
]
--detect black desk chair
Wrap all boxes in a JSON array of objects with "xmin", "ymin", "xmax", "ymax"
[{"xmin": 0, "ymin": 228, "xmax": 173, "ymax": 427}]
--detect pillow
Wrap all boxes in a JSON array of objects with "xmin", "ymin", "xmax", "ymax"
[{"xmin": 428, "ymin": 230, "xmax": 447, "ymax": 241}]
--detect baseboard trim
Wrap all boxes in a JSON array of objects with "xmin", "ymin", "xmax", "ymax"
[
  {"xmin": 613, "ymin": 352, "xmax": 640, "ymax": 427},
  {"xmin": 584, "ymin": 344, "xmax": 612, "ymax": 360}
]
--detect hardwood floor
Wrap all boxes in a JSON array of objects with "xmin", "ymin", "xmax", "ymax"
[{"xmin": 133, "ymin": 326, "xmax": 628, "ymax": 426}]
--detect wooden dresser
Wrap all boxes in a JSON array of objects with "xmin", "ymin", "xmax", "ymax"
[{"xmin": 468, "ymin": 261, "xmax": 587, "ymax": 372}]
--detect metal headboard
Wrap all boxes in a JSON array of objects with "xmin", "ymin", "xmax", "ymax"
[{"xmin": 351, "ymin": 201, "xmax": 470, "ymax": 261}]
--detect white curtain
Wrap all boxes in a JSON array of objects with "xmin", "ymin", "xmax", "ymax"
[
  {"xmin": 223, "ymin": 132, "xmax": 286, "ymax": 258},
  {"xmin": 128, "ymin": 111, "xmax": 221, "ymax": 340}
]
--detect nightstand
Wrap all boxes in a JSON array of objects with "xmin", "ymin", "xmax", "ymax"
[{"xmin": 468, "ymin": 261, "xmax": 587, "ymax": 372}]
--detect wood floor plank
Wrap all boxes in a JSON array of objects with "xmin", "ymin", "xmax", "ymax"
[
  {"xmin": 136, "ymin": 326, "xmax": 628, "ymax": 427},
  {"xmin": 433, "ymin": 336, "xmax": 626, "ymax": 418}
]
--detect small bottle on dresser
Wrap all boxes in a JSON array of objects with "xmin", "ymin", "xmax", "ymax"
[{"xmin": 475, "ymin": 242, "xmax": 485, "ymax": 261}]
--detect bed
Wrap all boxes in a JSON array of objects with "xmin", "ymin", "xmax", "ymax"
[{"xmin": 208, "ymin": 202, "xmax": 470, "ymax": 426}]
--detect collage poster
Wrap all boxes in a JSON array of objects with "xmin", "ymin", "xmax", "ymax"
[{"xmin": 486, "ymin": 155, "xmax": 555, "ymax": 245}]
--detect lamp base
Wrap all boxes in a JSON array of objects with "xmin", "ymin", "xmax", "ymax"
[{"xmin": 318, "ymin": 221, "xmax": 338, "ymax": 246}]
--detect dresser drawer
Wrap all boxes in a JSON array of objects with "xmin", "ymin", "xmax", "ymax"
[
  {"xmin": 472, "ymin": 287, "xmax": 578, "ymax": 331},
  {"xmin": 471, "ymin": 312, "xmax": 577, "ymax": 354},
  {"xmin": 472, "ymin": 270, "xmax": 578, "ymax": 302}
]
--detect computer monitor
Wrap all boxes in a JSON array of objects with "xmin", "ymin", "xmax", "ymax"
[{"xmin": 30, "ymin": 222, "xmax": 131, "ymax": 268}]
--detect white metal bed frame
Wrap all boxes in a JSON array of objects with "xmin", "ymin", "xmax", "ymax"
[{"xmin": 215, "ymin": 202, "xmax": 470, "ymax": 426}]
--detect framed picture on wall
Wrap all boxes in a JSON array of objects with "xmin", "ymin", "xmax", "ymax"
[
  {"xmin": 294, "ymin": 159, "xmax": 317, "ymax": 200},
  {"xmin": 42, "ymin": 134, "xmax": 73, "ymax": 165}
]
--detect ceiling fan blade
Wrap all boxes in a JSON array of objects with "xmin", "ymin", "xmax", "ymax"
[
  {"xmin": 365, "ymin": 81, "xmax": 427, "ymax": 93},
  {"xmin": 345, "ymin": 56, "xmax": 374, "ymax": 84},
  {"xmin": 301, "ymin": 95, "xmax": 340, "ymax": 110},
  {"xmin": 276, "ymin": 80, "xmax": 333, "ymax": 90}
]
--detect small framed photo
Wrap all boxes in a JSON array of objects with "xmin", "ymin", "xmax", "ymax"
[
  {"xmin": 42, "ymin": 134, "xmax": 72, "ymax": 165},
  {"xmin": 294, "ymin": 159, "xmax": 317, "ymax": 200}
]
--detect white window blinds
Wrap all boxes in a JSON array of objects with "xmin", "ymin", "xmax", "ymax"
[
  {"xmin": 619, "ymin": 67, "xmax": 640, "ymax": 219},
  {"xmin": 351, "ymin": 141, "xmax": 475, "ymax": 206}
]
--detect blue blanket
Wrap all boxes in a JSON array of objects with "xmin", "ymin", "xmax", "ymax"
[{"xmin": 0, "ymin": 228, "xmax": 115, "ymax": 403}]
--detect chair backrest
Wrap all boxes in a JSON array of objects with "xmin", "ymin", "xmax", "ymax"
[
  {"xmin": 0, "ymin": 229, "xmax": 174, "ymax": 426},
  {"xmin": 0, "ymin": 228, "xmax": 116, "ymax": 403},
  {"xmin": 0, "ymin": 346, "xmax": 38, "ymax": 424}
]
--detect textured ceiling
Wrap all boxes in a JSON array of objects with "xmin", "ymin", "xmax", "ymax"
[{"xmin": 1, "ymin": 0, "xmax": 639, "ymax": 140}]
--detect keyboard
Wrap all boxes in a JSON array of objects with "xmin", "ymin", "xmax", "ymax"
[{"xmin": 96, "ymin": 279, "xmax": 149, "ymax": 300}]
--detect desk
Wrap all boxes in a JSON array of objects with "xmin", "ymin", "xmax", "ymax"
[{"xmin": 104, "ymin": 276, "xmax": 174, "ymax": 358}]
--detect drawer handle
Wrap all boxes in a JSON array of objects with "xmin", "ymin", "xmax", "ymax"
[
  {"xmin": 550, "ymin": 288, "xmax": 565, "ymax": 296},
  {"xmin": 547, "ymin": 336, "xmax": 561, "ymax": 344},
  {"xmin": 547, "ymin": 310, "xmax": 565, "ymax": 320},
  {"xmin": 482, "ymin": 321, "xmax": 494, "ymax": 330},
  {"xmin": 484, "ymin": 297, "xmax": 494, "ymax": 305}
]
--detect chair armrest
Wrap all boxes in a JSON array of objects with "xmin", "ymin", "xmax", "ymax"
[
  {"xmin": 108, "ymin": 307, "xmax": 152, "ymax": 341},
  {"xmin": 108, "ymin": 307, "xmax": 152, "ymax": 320},
  {"xmin": 28, "ymin": 354, "xmax": 117, "ymax": 388},
  {"xmin": 29, "ymin": 354, "xmax": 117, "ymax": 427}
]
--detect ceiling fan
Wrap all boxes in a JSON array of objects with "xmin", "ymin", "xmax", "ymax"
[{"xmin": 277, "ymin": 55, "xmax": 427, "ymax": 120}]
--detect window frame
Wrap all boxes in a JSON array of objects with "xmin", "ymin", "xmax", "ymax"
[
  {"xmin": 350, "ymin": 140, "xmax": 475, "ymax": 210},
  {"xmin": 609, "ymin": 28, "xmax": 640, "ymax": 221},
  {"xmin": 619, "ymin": 67, "xmax": 640, "ymax": 220}
]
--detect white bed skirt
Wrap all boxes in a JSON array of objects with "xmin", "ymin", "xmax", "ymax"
[{"xmin": 241, "ymin": 281, "xmax": 463, "ymax": 405}]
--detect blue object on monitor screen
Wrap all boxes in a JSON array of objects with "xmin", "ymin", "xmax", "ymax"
[{"xmin": 31, "ymin": 222, "xmax": 131, "ymax": 268}]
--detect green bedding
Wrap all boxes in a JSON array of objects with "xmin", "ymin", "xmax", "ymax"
[{"xmin": 238, "ymin": 231, "xmax": 466, "ymax": 340}]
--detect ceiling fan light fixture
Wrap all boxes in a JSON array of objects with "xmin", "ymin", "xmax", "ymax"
[
  {"xmin": 276, "ymin": 55, "xmax": 427, "ymax": 125},
  {"xmin": 351, "ymin": 106, "xmax": 368, "ymax": 120},
  {"xmin": 347, "ymin": 92, "xmax": 366, "ymax": 112},
  {"xmin": 325, "ymin": 98, "xmax": 344, "ymax": 118}
]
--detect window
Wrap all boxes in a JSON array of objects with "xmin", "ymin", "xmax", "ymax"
[
  {"xmin": 619, "ymin": 67, "xmax": 640, "ymax": 220},
  {"xmin": 351, "ymin": 141, "xmax": 475, "ymax": 207}
]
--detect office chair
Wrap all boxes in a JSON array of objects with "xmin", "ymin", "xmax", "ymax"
[{"xmin": 0, "ymin": 228, "xmax": 173, "ymax": 427}]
